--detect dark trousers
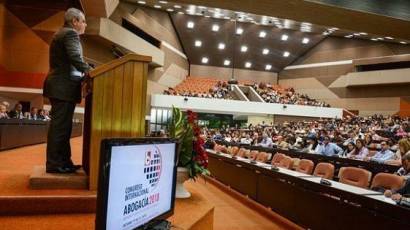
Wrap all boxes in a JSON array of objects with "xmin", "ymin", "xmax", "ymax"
[{"xmin": 46, "ymin": 98, "xmax": 76, "ymax": 169}]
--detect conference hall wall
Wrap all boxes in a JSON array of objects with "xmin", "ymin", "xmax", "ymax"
[
  {"xmin": 0, "ymin": 2, "xmax": 189, "ymax": 118},
  {"xmin": 279, "ymin": 37, "xmax": 410, "ymax": 116}
]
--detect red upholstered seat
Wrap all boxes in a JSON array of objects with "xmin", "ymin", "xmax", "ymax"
[
  {"xmin": 296, "ymin": 159, "xmax": 314, "ymax": 175},
  {"xmin": 271, "ymin": 153, "xmax": 285, "ymax": 166},
  {"xmin": 339, "ymin": 167, "xmax": 372, "ymax": 188},
  {"xmin": 313, "ymin": 162, "xmax": 335, "ymax": 179},
  {"xmin": 256, "ymin": 151, "xmax": 269, "ymax": 163},
  {"xmin": 278, "ymin": 156, "xmax": 294, "ymax": 169},
  {"xmin": 371, "ymin": 173, "xmax": 404, "ymax": 191}
]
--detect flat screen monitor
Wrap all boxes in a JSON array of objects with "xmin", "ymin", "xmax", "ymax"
[{"xmin": 96, "ymin": 138, "xmax": 178, "ymax": 230}]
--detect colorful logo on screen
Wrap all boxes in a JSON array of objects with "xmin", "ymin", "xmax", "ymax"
[{"xmin": 143, "ymin": 147, "xmax": 162, "ymax": 190}]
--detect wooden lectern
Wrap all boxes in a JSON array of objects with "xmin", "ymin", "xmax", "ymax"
[{"xmin": 82, "ymin": 54, "xmax": 152, "ymax": 190}]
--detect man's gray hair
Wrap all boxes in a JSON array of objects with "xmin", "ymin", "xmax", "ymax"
[
  {"xmin": 64, "ymin": 8, "xmax": 84, "ymax": 26},
  {"xmin": 403, "ymin": 152, "xmax": 410, "ymax": 161}
]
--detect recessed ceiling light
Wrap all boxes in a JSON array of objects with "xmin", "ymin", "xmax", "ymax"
[
  {"xmin": 322, "ymin": 31, "xmax": 330, "ymax": 36},
  {"xmin": 159, "ymin": 0, "xmax": 168, "ymax": 4},
  {"xmin": 195, "ymin": 40, "xmax": 202, "ymax": 47},
  {"xmin": 174, "ymin": 5, "xmax": 181, "ymax": 8},
  {"xmin": 224, "ymin": 16, "xmax": 231, "ymax": 20},
  {"xmin": 283, "ymin": 51, "xmax": 290, "ymax": 57},
  {"xmin": 359, "ymin": 32, "xmax": 368, "ymax": 35},
  {"xmin": 385, "ymin": 36, "xmax": 394, "ymax": 40},
  {"xmin": 262, "ymin": 48, "xmax": 269, "ymax": 55},
  {"xmin": 281, "ymin": 34, "xmax": 288, "ymax": 41},
  {"xmin": 400, "ymin": 41, "xmax": 407, "ymax": 44},
  {"xmin": 377, "ymin": 37, "xmax": 384, "ymax": 40},
  {"xmin": 259, "ymin": 31, "xmax": 267, "ymax": 38},
  {"xmin": 236, "ymin": 28, "xmax": 243, "ymax": 35},
  {"xmin": 345, "ymin": 35, "xmax": 353, "ymax": 38},
  {"xmin": 198, "ymin": 6, "xmax": 207, "ymax": 9},
  {"xmin": 201, "ymin": 57, "xmax": 209, "ymax": 64},
  {"xmin": 137, "ymin": 1, "xmax": 146, "ymax": 4},
  {"xmin": 302, "ymin": 38, "xmax": 310, "ymax": 44},
  {"xmin": 371, "ymin": 38, "xmax": 378, "ymax": 41},
  {"xmin": 218, "ymin": 43, "xmax": 225, "ymax": 50},
  {"xmin": 212, "ymin": 24, "xmax": 219, "ymax": 32},
  {"xmin": 154, "ymin": 5, "xmax": 161, "ymax": 8},
  {"xmin": 224, "ymin": 60, "xmax": 231, "ymax": 66},
  {"xmin": 245, "ymin": 62, "xmax": 252, "ymax": 68},
  {"xmin": 241, "ymin": 45, "xmax": 248, "ymax": 52},
  {"xmin": 330, "ymin": 27, "xmax": 339, "ymax": 30},
  {"xmin": 187, "ymin": 21, "xmax": 194, "ymax": 29},
  {"xmin": 265, "ymin": 64, "xmax": 272, "ymax": 70},
  {"xmin": 353, "ymin": 33, "xmax": 361, "ymax": 36},
  {"xmin": 178, "ymin": 11, "xmax": 184, "ymax": 15},
  {"xmin": 166, "ymin": 8, "xmax": 174, "ymax": 12}
]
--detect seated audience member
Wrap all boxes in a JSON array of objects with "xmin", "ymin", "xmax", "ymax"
[
  {"xmin": 302, "ymin": 136, "xmax": 319, "ymax": 153},
  {"xmin": 224, "ymin": 134, "xmax": 232, "ymax": 142},
  {"xmin": 2, "ymin": 101, "xmax": 10, "ymax": 112},
  {"xmin": 316, "ymin": 136, "xmax": 343, "ymax": 156},
  {"xmin": 368, "ymin": 141, "xmax": 395, "ymax": 163},
  {"xmin": 276, "ymin": 136, "xmax": 289, "ymax": 149},
  {"xmin": 0, "ymin": 104, "xmax": 9, "ymax": 119},
  {"xmin": 251, "ymin": 132, "xmax": 260, "ymax": 146},
  {"xmin": 386, "ymin": 138, "xmax": 410, "ymax": 165},
  {"xmin": 395, "ymin": 152, "xmax": 410, "ymax": 180},
  {"xmin": 258, "ymin": 132, "xmax": 273, "ymax": 148},
  {"xmin": 240, "ymin": 134, "xmax": 252, "ymax": 145},
  {"xmin": 29, "ymin": 107, "xmax": 38, "ymax": 120},
  {"xmin": 343, "ymin": 142, "xmax": 356, "ymax": 157},
  {"xmin": 350, "ymin": 139, "xmax": 369, "ymax": 160},
  {"xmin": 37, "ymin": 109, "xmax": 46, "ymax": 120},
  {"xmin": 343, "ymin": 130, "xmax": 358, "ymax": 146},
  {"xmin": 8, "ymin": 103, "xmax": 24, "ymax": 119}
]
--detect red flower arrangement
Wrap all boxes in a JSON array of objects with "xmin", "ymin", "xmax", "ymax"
[{"xmin": 170, "ymin": 107, "xmax": 209, "ymax": 179}]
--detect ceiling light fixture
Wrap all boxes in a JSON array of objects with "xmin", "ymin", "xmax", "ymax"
[
  {"xmin": 245, "ymin": 62, "xmax": 252, "ymax": 68},
  {"xmin": 344, "ymin": 35, "xmax": 353, "ymax": 38},
  {"xmin": 159, "ymin": 1, "xmax": 168, "ymax": 4},
  {"xmin": 385, "ymin": 36, "xmax": 394, "ymax": 40},
  {"xmin": 283, "ymin": 51, "xmax": 290, "ymax": 57},
  {"xmin": 201, "ymin": 57, "xmax": 209, "ymax": 64},
  {"xmin": 359, "ymin": 32, "xmax": 368, "ymax": 35},
  {"xmin": 281, "ymin": 34, "xmax": 288, "ymax": 41},
  {"xmin": 262, "ymin": 48, "xmax": 269, "ymax": 55},
  {"xmin": 177, "ymin": 12, "xmax": 184, "ymax": 15},
  {"xmin": 224, "ymin": 60, "xmax": 231, "ymax": 66},
  {"xmin": 212, "ymin": 24, "xmax": 219, "ymax": 32},
  {"xmin": 174, "ymin": 5, "xmax": 181, "ymax": 8},
  {"xmin": 400, "ymin": 41, "xmax": 407, "ymax": 44},
  {"xmin": 154, "ymin": 5, "xmax": 161, "ymax": 8},
  {"xmin": 241, "ymin": 45, "xmax": 248, "ymax": 52},
  {"xmin": 137, "ymin": 1, "xmax": 146, "ymax": 4},
  {"xmin": 265, "ymin": 64, "xmax": 272, "ymax": 70},
  {"xmin": 236, "ymin": 28, "xmax": 243, "ymax": 35},
  {"xmin": 166, "ymin": 8, "xmax": 174, "ymax": 12},
  {"xmin": 195, "ymin": 40, "xmax": 202, "ymax": 47},
  {"xmin": 302, "ymin": 38, "xmax": 310, "ymax": 44},
  {"xmin": 187, "ymin": 21, "xmax": 194, "ymax": 29},
  {"xmin": 259, "ymin": 31, "xmax": 267, "ymax": 38},
  {"xmin": 218, "ymin": 43, "xmax": 225, "ymax": 50}
]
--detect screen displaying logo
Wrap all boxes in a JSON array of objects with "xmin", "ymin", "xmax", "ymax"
[{"xmin": 143, "ymin": 147, "xmax": 162, "ymax": 190}]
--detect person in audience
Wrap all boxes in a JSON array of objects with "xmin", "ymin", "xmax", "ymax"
[
  {"xmin": 350, "ymin": 139, "xmax": 369, "ymax": 160},
  {"xmin": 258, "ymin": 132, "xmax": 273, "ymax": 148},
  {"xmin": 395, "ymin": 152, "xmax": 410, "ymax": 180},
  {"xmin": 37, "ymin": 109, "xmax": 46, "ymax": 120},
  {"xmin": 0, "ymin": 104, "xmax": 9, "ymax": 119},
  {"xmin": 240, "ymin": 134, "xmax": 252, "ymax": 145},
  {"xmin": 368, "ymin": 141, "xmax": 395, "ymax": 163},
  {"xmin": 343, "ymin": 130, "xmax": 358, "ymax": 146},
  {"xmin": 385, "ymin": 154, "xmax": 410, "ymax": 201},
  {"xmin": 8, "ymin": 103, "xmax": 24, "ymax": 119},
  {"xmin": 316, "ymin": 136, "xmax": 343, "ymax": 156},
  {"xmin": 343, "ymin": 142, "xmax": 356, "ymax": 157},
  {"xmin": 29, "ymin": 107, "xmax": 38, "ymax": 120},
  {"xmin": 276, "ymin": 135, "xmax": 289, "ymax": 149},
  {"xmin": 2, "ymin": 101, "xmax": 10, "ymax": 112},
  {"xmin": 303, "ymin": 136, "xmax": 319, "ymax": 153},
  {"xmin": 386, "ymin": 138, "xmax": 410, "ymax": 165}
]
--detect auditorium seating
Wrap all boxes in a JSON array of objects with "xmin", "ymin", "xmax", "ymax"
[
  {"xmin": 255, "ymin": 151, "xmax": 269, "ymax": 163},
  {"xmin": 313, "ymin": 163, "xmax": 335, "ymax": 179},
  {"xmin": 339, "ymin": 167, "xmax": 372, "ymax": 188},
  {"xmin": 370, "ymin": 173, "xmax": 404, "ymax": 191},
  {"xmin": 271, "ymin": 153, "xmax": 285, "ymax": 166},
  {"xmin": 291, "ymin": 158, "xmax": 300, "ymax": 170},
  {"xmin": 236, "ymin": 148, "xmax": 247, "ymax": 158},
  {"xmin": 249, "ymin": 150, "xmax": 259, "ymax": 160},
  {"xmin": 296, "ymin": 159, "xmax": 315, "ymax": 175},
  {"xmin": 278, "ymin": 156, "xmax": 294, "ymax": 169}
]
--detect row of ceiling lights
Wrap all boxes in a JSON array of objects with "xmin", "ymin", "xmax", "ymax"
[
  {"xmin": 194, "ymin": 40, "xmax": 291, "ymax": 57},
  {"xmin": 187, "ymin": 21, "xmax": 310, "ymax": 44},
  {"xmin": 200, "ymin": 57, "xmax": 274, "ymax": 70}
]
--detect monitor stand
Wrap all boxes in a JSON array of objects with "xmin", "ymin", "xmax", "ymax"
[{"xmin": 137, "ymin": 220, "xmax": 171, "ymax": 230}]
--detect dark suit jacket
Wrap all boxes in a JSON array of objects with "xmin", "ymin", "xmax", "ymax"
[{"xmin": 43, "ymin": 26, "xmax": 91, "ymax": 103}]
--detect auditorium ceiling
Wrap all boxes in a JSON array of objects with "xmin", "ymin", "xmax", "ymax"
[{"xmin": 124, "ymin": 0, "xmax": 410, "ymax": 72}]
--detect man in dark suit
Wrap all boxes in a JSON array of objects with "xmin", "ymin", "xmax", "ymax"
[{"xmin": 43, "ymin": 8, "xmax": 91, "ymax": 173}]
